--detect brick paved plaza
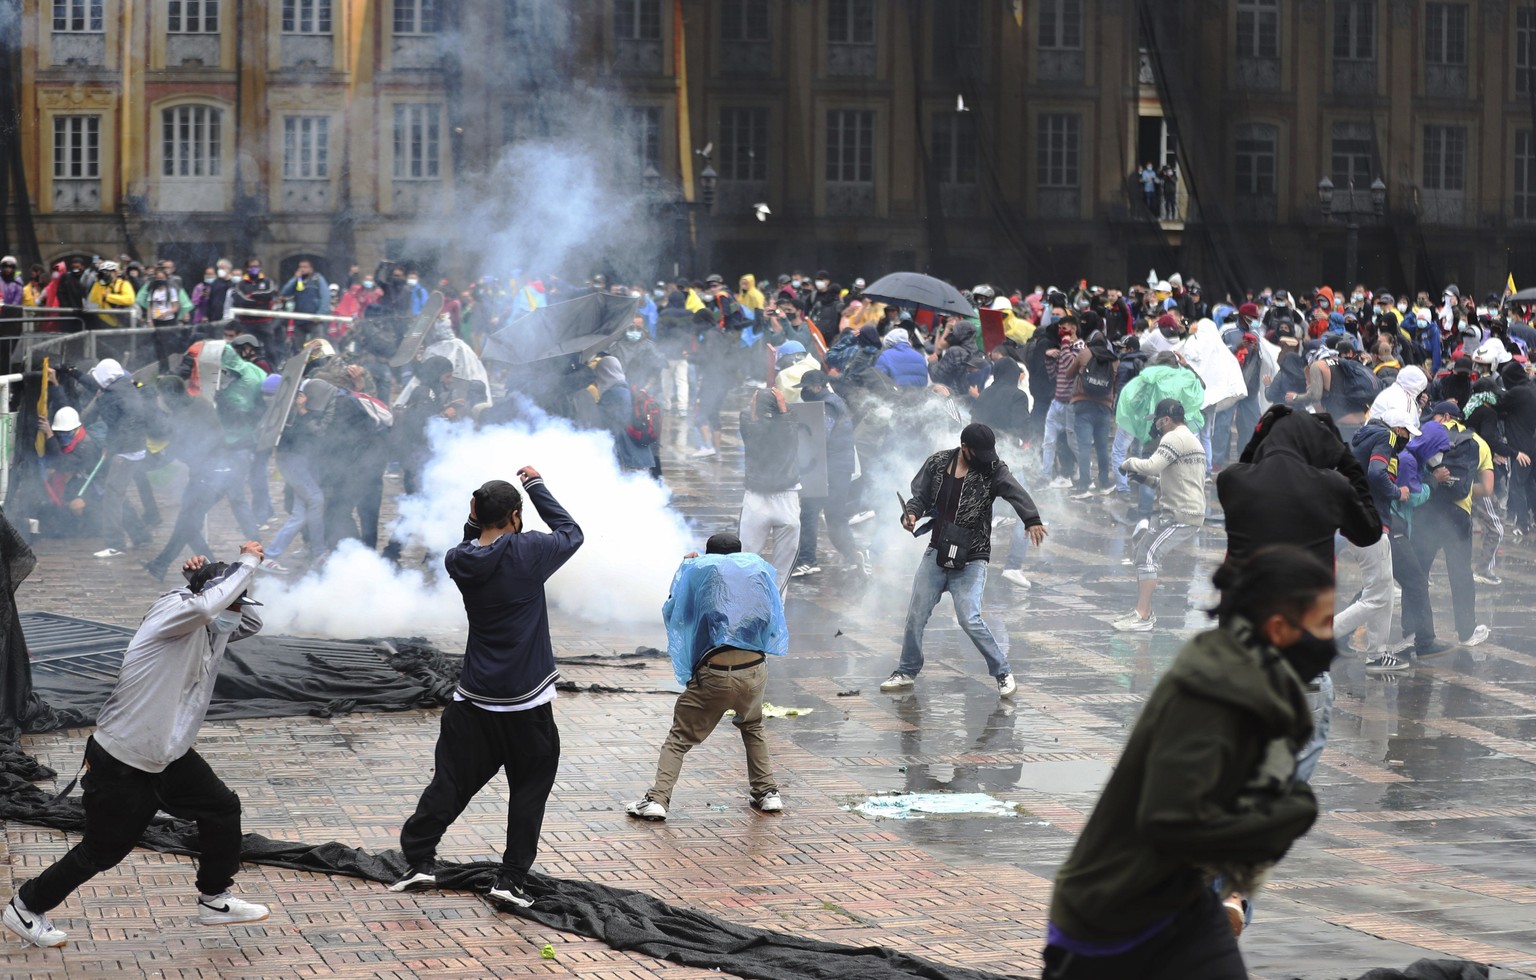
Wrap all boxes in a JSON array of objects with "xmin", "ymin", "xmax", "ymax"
[{"xmin": 5, "ymin": 428, "xmax": 1536, "ymax": 979}]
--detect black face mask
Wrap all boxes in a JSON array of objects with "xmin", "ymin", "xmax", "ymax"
[
  {"xmin": 801, "ymin": 388, "xmax": 826, "ymax": 401},
  {"xmin": 1279, "ymin": 627, "xmax": 1338, "ymax": 683}
]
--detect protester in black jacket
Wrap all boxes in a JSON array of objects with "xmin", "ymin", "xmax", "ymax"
[
  {"xmin": 738, "ymin": 388, "xmax": 801, "ymax": 593},
  {"xmin": 394, "ymin": 469, "xmax": 582, "ymax": 909}
]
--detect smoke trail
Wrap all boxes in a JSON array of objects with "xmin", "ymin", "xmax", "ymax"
[{"xmin": 256, "ymin": 408, "xmax": 693, "ymax": 637}]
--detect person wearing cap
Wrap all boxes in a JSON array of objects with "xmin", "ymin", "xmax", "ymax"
[
  {"xmin": 1410, "ymin": 402, "xmax": 1493, "ymax": 650},
  {"xmin": 1113, "ymin": 399, "xmax": 1206, "ymax": 632},
  {"xmin": 792, "ymin": 369, "xmax": 862, "ymax": 578},
  {"xmin": 1340, "ymin": 407, "xmax": 1418, "ymax": 671},
  {"xmin": 4, "ymin": 545, "xmax": 271, "ymax": 948},
  {"xmin": 1430, "ymin": 354, "xmax": 1475, "ymax": 408},
  {"xmin": 773, "ymin": 340, "xmax": 815, "ymax": 403},
  {"xmin": 625, "ymin": 532, "xmax": 788, "ymax": 823},
  {"xmin": 882, "ymin": 423, "xmax": 1046, "ymax": 698}
]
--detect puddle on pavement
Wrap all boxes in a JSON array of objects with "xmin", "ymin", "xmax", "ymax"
[
  {"xmin": 845, "ymin": 792, "xmax": 1034, "ymax": 821},
  {"xmin": 901, "ymin": 759, "xmax": 1114, "ymax": 796}
]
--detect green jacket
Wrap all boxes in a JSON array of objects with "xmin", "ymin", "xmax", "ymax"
[
  {"xmin": 1114, "ymin": 364, "xmax": 1206, "ymax": 442},
  {"xmin": 217, "ymin": 346, "xmax": 267, "ymax": 447},
  {"xmin": 1049, "ymin": 621, "xmax": 1318, "ymax": 945}
]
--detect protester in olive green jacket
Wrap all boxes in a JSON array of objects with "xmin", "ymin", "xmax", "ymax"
[{"xmin": 1044, "ymin": 545, "xmax": 1335, "ymax": 980}]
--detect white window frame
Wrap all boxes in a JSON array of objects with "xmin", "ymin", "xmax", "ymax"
[
  {"xmin": 621, "ymin": 106, "xmax": 662, "ymax": 173},
  {"xmin": 719, "ymin": 107, "xmax": 768, "ymax": 182},
  {"xmin": 169, "ymin": 0, "xmax": 219, "ymax": 33},
  {"xmin": 1518, "ymin": 7, "xmax": 1536, "ymax": 95},
  {"xmin": 1331, "ymin": 122, "xmax": 1375, "ymax": 188},
  {"xmin": 1425, "ymin": 2, "xmax": 1467, "ymax": 66},
  {"xmin": 1234, "ymin": 123, "xmax": 1278, "ymax": 197},
  {"xmin": 1037, "ymin": 0, "xmax": 1082, "ymax": 51},
  {"xmin": 932, "ymin": 111, "xmax": 977, "ymax": 185},
  {"xmin": 1517, "ymin": 129, "xmax": 1536, "ymax": 221},
  {"xmin": 1423, "ymin": 124, "xmax": 1467, "ymax": 191},
  {"xmin": 719, "ymin": 0, "xmax": 769, "ymax": 42},
  {"xmin": 282, "ymin": 116, "xmax": 329, "ymax": 180},
  {"xmin": 161, "ymin": 104, "xmax": 223, "ymax": 178},
  {"xmin": 393, "ymin": 104, "xmax": 442, "ymax": 180},
  {"xmin": 1235, "ymin": 0, "xmax": 1278, "ymax": 59},
  {"xmin": 53, "ymin": 115, "xmax": 101, "ymax": 179},
  {"xmin": 53, "ymin": 0, "xmax": 103, "ymax": 32},
  {"xmin": 393, "ymin": 0, "xmax": 439, "ymax": 35},
  {"xmin": 827, "ymin": 0, "xmax": 875, "ymax": 46},
  {"xmin": 1037, "ymin": 113, "xmax": 1080, "ymax": 189},
  {"xmin": 826, "ymin": 109, "xmax": 874, "ymax": 184},
  {"xmin": 614, "ymin": 0, "xmax": 662, "ymax": 41},
  {"xmin": 1333, "ymin": 0, "xmax": 1374, "ymax": 60},
  {"xmin": 282, "ymin": 0, "xmax": 332, "ymax": 34}
]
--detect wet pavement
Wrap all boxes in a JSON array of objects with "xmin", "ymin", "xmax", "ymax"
[{"xmin": 6, "ymin": 413, "xmax": 1536, "ymax": 978}]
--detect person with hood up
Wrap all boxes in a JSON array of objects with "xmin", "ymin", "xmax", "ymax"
[
  {"xmin": 625, "ymin": 532, "xmax": 788, "ymax": 822},
  {"xmin": 392, "ymin": 469, "xmax": 581, "ymax": 910},
  {"xmin": 612, "ymin": 313, "xmax": 667, "ymax": 394},
  {"xmin": 736, "ymin": 274, "xmax": 766, "ymax": 315},
  {"xmin": 1367, "ymin": 363, "xmax": 1429, "ymax": 421},
  {"xmin": 772, "ymin": 340, "xmax": 815, "ymax": 403},
  {"xmin": 972, "ymin": 356, "xmax": 1038, "ymax": 588},
  {"xmin": 81, "ymin": 358, "xmax": 151, "ymax": 556},
  {"xmin": 1408, "ymin": 404, "xmax": 1493, "ymax": 651},
  {"xmin": 1043, "ymin": 546, "xmax": 1332, "ymax": 979},
  {"xmin": 4, "ymin": 548, "xmax": 271, "ymax": 949},
  {"xmin": 738, "ymin": 387, "xmax": 802, "ymax": 593},
  {"xmin": 875, "ymin": 327, "xmax": 929, "ymax": 388},
  {"xmin": 881, "ymin": 424, "xmax": 1047, "ymax": 698},
  {"xmin": 594, "ymin": 356, "xmax": 657, "ymax": 475},
  {"xmin": 1338, "ymin": 407, "xmax": 1418, "ymax": 671}
]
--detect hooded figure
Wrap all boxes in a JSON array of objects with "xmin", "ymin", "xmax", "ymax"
[
  {"xmin": 594, "ymin": 356, "xmax": 654, "ymax": 473},
  {"xmin": 875, "ymin": 328, "xmax": 930, "ymax": 388},
  {"xmin": 1218, "ymin": 408, "xmax": 1381, "ymax": 567},
  {"xmin": 1181, "ymin": 318, "xmax": 1248, "ymax": 412},
  {"xmin": 1367, "ymin": 364, "xmax": 1428, "ymax": 421},
  {"xmin": 971, "ymin": 356, "xmax": 1034, "ymax": 441}
]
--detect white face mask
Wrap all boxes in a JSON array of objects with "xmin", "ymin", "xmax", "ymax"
[
  {"xmin": 407, "ymin": 277, "xmax": 419, "ymax": 286},
  {"xmin": 791, "ymin": 278, "xmax": 802, "ymax": 287},
  {"xmin": 815, "ymin": 279, "xmax": 829, "ymax": 290},
  {"xmin": 216, "ymin": 268, "xmax": 229, "ymax": 279},
  {"xmin": 211, "ymin": 611, "xmax": 241, "ymax": 634},
  {"xmin": 1397, "ymin": 301, "xmax": 1408, "ymax": 312},
  {"xmin": 625, "ymin": 330, "xmax": 643, "ymax": 340}
]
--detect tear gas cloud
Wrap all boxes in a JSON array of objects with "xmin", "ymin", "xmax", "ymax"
[{"xmin": 257, "ymin": 408, "xmax": 694, "ymax": 637}]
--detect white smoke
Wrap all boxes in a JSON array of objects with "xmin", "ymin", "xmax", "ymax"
[{"xmin": 257, "ymin": 409, "xmax": 694, "ymax": 637}]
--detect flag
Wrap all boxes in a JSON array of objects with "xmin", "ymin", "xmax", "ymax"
[
  {"xmin": 34, "ymin": 357, "xmax": 48, "ymax": 456},
  {"xmin": 1508, "ymin": 273, "xmax": 1518, "ymax": 297}
]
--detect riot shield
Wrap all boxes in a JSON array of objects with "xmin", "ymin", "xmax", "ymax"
[
  {"xmin": 389, "ymin": 291, "xmax": 446, "ymax": 368},
  {"xmin": 787, "ymin": 400, "xmax": 828, "ymax": 498},
  {"xmin": 195, "ymin": 340, "xmax": 227, "ymax": 402},
  {"xmin": 255, "ymin": 351, "xmax": 311, "ymax": 454}
]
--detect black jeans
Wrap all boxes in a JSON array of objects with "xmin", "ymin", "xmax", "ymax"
[
  {"xmin": 150, "ymin": 462, "xmax": 260, "ymax": 573},
  {"xmin": 400, "ymin": 699, "xmax": 560, "ymax": 886},
  {"xmin": 1042, "ymin": 891, "xmax": 1245, "ymax": 980},
  {"xmin": 1391, "ymin": 531, "xmax": 1437, "ymax": 649},
  {"xmin": 1412, "ymin": 503, "xmax": 1477, "ymax": 642},
  {"xmin": 19, "ymin": 737, "xmax": 242, "ymax": 913}
]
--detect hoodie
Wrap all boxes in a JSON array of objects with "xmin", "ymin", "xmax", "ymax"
[
  {"xmin": 1049, "ymin": 620, "xmax": 1317, "ymax": 947},
  {"xmin": 970, "ymin": 357, "xmax": 1033, "ymax": 440},
  {"xmin": 445, "ymin": 478, "xmax": 584, "ymax": 708},
  {"xmin": 875, "ymin": 329, "xmax": 930, "ymax": 388},
  {"xmin": 1218, "ymin": 410, "xmax": 1381, "ymax": 566}
]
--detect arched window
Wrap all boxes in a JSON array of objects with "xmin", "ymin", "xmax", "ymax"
[{"xmin": 162, "ymin": 104, "xmax": 223, "ymax": 178}]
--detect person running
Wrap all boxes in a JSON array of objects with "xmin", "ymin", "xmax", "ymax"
[
  {"xmin": 1043, "ymin": 546, "xmax": 1332, "ymax": 979},
  {"xmin": 1114, "ymin": 399, "xmax": 1207, "ymax": 632},
  {"xmin": 881, "ymin": 423, "xmax": 1047, "ymax": 698},
  {"xmin": 392, "ymin": 469, "xmax": 582, "ymax": 909},
  {"xmin": 625, "ymin": 532, "xmax": 789, "ymax": 822},
  {"xmin": 5, "ymin": 547, "xmax": 270, "ymax": 948}
]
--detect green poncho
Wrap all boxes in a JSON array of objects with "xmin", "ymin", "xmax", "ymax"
[{"xmin": 1114, "ymin": 364, "xmax": 1207, "ymax": 442}]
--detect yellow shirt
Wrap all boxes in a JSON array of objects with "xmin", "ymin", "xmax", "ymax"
[{"xmin": 1444, "ymin": 420, "xmax": 1493, "ymax": 515}]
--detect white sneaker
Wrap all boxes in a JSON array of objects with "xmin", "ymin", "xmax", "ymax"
[
  {"xmin": 879, "ymin": 671, "xmax": 914, "ymax": 692},
  {"xmin": 1001, "ymin": 569, "xmax": 1032, "ymax": 589},
  {"xmin": 93, "ymin": 548, "xmax": 123, "ymax": 558},
  {"xmin": 388, "ymin": 864, "xmax": 437, "ymax": 892},
  {"xmin": 690, "ymin": 447, "xmax": 718, "ymax": 459},
  {"xmin": 997, "ymin": 673, "xmax": 1017, "ymax": 698},
  {"xmin": 625, "ymin": 797, "xmax": 667, "ymax": 821},
  {"xmin": 1110, "ymin": 610, "xmax": 1143, "ymax": 628},
  {"xmin": 196, "ymin": 891, "xmax": 270, "ymax": 925},
  {"xmin": 1113, "ymin": 612, "xmax": 1157, "ymax": 632},
  {"xmin": 1463, "ymin": 624, "xmax": 1491, "ymax": 647},
  {"xmin": 1048, "ymin": 476, "xmax": 1072, "ymax": 489},
  {"xmin": 4, "ymin": 898, "xmax": 66, "ymax": 948},
  {"xmin": 752, "ymin": 790, "xmax": 784, "ymax": 813},
  {"xmin": 847, "ymin": 510, "xmax": 876, "ymax": 526}
]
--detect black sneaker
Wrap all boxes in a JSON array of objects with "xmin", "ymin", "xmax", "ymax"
[
  {"xmin": 1364, "ymin": 653, "xmax": 1412, "ymax": 673},
  {"xmin": 488, "ymin": 873, "xmax": 533, "ymax": 909},
  {"xmin": 1416, "ymin": 639, "xmax": 1456, "ymax": 658},
  {"xmin": 388, "ymin": 862, "xmax": 437, "ymax": 893}
]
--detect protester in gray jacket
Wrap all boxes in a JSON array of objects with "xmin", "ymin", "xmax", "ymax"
[{"xmin": 5, "ymin": 545, "xmax": 272, "ymax": 949}]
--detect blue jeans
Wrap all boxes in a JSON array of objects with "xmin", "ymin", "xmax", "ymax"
[
  {"xmin": 1294, "ymin": 671, "xmax": 1333, "ymax": 784},
  {"xmin": 1071, "ymin": 401, "xmax": 1112, "ymax": 488},
  {"xmin": 1111, "ymin": 427, "xmax": 1134, "ymax": 492},
  {"xmin": 1041, "ymin": 400, "xmax": 1074, "ymax": 478},
  {"xmin": 269, "ymin": 451, "xmax": 326, "ymax": 559},
  {"xmin": 898, "ymin": 551, "xmax": 1010, "ymax": 679}
]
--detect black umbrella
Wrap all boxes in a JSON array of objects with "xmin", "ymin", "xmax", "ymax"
[
  {"xmin": 861, "ymin": 272, "xmax": 975, "ymax": 317},
  {"xmin": 481, "ymin": 292, "xmax": 638, "ymax": 366},
  {"xmin": 1507, "ymin": 287, "xmax": 1536, "ymax": 304}
]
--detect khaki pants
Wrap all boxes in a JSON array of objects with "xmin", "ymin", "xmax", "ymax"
[{"xmin": 646, "ymin": 659, "xmax": 775, "ymax": 808}]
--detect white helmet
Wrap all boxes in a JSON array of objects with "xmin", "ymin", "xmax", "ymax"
[{"xmin": 97, "ymin": 260, "xmax": 119, "ymax": 272}]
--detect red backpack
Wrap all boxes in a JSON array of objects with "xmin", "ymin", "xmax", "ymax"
[{"xmin": 626, "ymin": 385, "xmax": 661, "ymax": 445}]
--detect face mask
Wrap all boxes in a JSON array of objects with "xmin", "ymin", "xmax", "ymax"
[
  {"xmin": 216, "ymin": 268, "xmax": 229, "ymax": 279},
  {"xmin": 248, "ymin": 267, "xmax": 260, "ymax": 276},
  {"xmin": 407, "ymin": 277, "xmax": 419, "ymax": 286},
  {"xmin": 802, "ymin": 388, "xmax": 826, "ymax": 401},
  {"xmin": 1352, "ymin": 293, "xmax": 1364, "ymax": 304},
  {"xmin": 792, "ymin": 278, "xmax": 802, "ymax": 287},
  {"xmin": 204, "ymin": 276, "xmax": 215, "ymax": 284},
  {"xmin": 815, "ymin": 280, "xmax": 829, "ymax": 290},
  {"xmin": 624, "ymin": 330, "xmax": 642, "ymax": 341},
  {"xmin": 1279, "ymin": 626, "xmax": 1337, "ymax": 683},
  {"xmin": 211, "ymin": 610, "xmax": 242, "ymax": 634},
  {"xmin": 363, "ymin": 279, "xmax": 374, "ymax": 289},
  {"xmin": 1398, "ymin": 301, "xmax": 1408, "ymax": 312}
]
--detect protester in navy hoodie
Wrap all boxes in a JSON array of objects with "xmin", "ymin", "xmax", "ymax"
[{"xmin": 392, "ymin": 467, "xmax": 583, "ymax": 909}]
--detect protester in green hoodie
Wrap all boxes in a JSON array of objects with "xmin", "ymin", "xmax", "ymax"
[{"xmin": 1044, "ymin": 545, "xmax": 1334, "ymax": 980}]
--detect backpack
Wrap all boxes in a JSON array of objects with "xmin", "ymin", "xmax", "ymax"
[
  {"xmin": 1335, "ymin": 357, "xmax": 1382, "ymax": 411},
  {"xmin": 348, "ymin": 390, "xmax": 395, "ymax": 430},
  {"xmin": 1431, "ymin": 428, "xmax": 1480, "ymax": 504},
  {"xmin": 626, "ymin": 384, "xmax": 661, "ymax": 445},
  {"xmin": 1079, "ymin": 350, "xmax": 1116, "ymax": 398}
]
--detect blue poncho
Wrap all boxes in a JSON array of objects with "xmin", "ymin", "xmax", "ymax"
[{"xmin": 662, "ymin": 553, "xmax": 789, "ymax": 684}]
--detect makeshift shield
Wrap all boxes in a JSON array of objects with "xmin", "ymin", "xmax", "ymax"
[
  {"xmin": 195, "ymin": 340, "xmax": 227, "ymax": 402},
  {"xmin": 389, "ymin": 291, "xmax": 446, "ymax": 368},
  {"xmin": 480, "ymin": 292, "xmax": 637, "ymax": 366},
  {"xmin": 787, "ymin": 400, "xmax": 828, "ymax": 498},
  {"xmin": 978, "ymin": 308, "xmax": 1007, "ymax": 353},
  {"xmin": 255, "ymin": 351, "xmax": 311, "ymax": 454}
]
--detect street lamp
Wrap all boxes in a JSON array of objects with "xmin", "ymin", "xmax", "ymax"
[
  {"xmin": 1317, "ymin": 175, "xmax": 1386, "ymax": 287},
  {"xmin": 699, "ymin": 163, "xmax": 718, "ymax": 209}
]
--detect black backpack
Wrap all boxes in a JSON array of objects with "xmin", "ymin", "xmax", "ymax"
[
  {"xmin": 1079, "ymin": 350, "xmax": 1116, "ymax": 398},
  {"xmin": 1430, "ymin": 428, "xmax": 1480, "ymax": 504},
  {"xmin": 1335, "ymin": 357, "xmax": 1382, "ymax": 411}
]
